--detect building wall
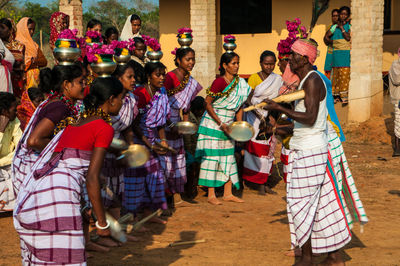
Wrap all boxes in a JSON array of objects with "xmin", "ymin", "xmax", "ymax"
[{"xmin": 159, "ymin": 0, "xmax": 399, "ymax": 83}]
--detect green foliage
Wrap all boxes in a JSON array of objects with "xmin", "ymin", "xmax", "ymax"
[{"xmin": 83, "ymin": 0, "xmax": 159, "ymax": 38}]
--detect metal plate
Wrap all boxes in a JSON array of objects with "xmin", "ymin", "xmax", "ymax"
[
  {"xmin": 118, "ymin": 144, "xmax": 150, "ymax": 168},
  {"xmin": 175, "ymin": 121, "xmax": 198, "ymax": 135},
  {"xmin": 229, "ymin": 121, "xmax": 254, "ymax": 142}
]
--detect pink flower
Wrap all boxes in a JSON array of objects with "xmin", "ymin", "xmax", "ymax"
[
  {"xmin": 224, "ymin": 34, "xmax": 236, "ymax": 43},
  {"xmin": 178, "ymin": 27, "xmax": 193, "ymax": 34},
  {"xmin": 171, "ymin": 47, "xmax": 178, "ymax": 55},
  {"xmin": 145, "ymin": 37, "xmax": 161, "ymax": 51},
  {"xmin": 295, "ymin": 18, "xmax": 301, "ymax": 25},
  {"xmin": 58, "ymin": 29, "xmax": 77, "ymax": 39},
  {"xmin": 86, "ymin": 31, "xmax": 103, "ymax": 43}
]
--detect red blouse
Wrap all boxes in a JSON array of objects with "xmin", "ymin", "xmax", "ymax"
[
  {"xmin": 209, "ymin": 77, "xmax": 228, "ymax": 93},
  {"xmin": 164, "ymin": 72, "xmax": 180, "ymax": 91},
  {"xmin": 54, "ymin": 119, "xmax": 114, "ymax": 152},
  {"xmin": 133, "ymin": 86, "xmax": 152, "ymax": 108}
]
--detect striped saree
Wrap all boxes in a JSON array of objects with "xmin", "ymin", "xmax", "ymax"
[{"xmin": 195, "ymin": 77, "xmax": 251, "ymax": 189}]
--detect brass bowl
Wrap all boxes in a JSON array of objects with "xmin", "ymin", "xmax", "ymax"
[
  {"xmin": 114, "ymin": 53, "xmax": 131, "ymax": 65},
  {"xmin": 175, "ymin": 121, "xmax": 198, "ymax": 135},
  {"xmin": 229, "ymin": 121, "xmax": 254, "ymax": 142},
  {"xmin": 105, "ymin": 212, "xmax": 127, "ymax": 243},
  {"xmin": 91, "ymin": 61, "xmax": 117, "ymax": 78},
  {"xmin": 53, "ymin": 47, "xmax": 81, "ymax": 65},
  {"xmin": 117, "ymin": 144, "xmax": 150, "ymax": 168},
  {"xmin": 146, "ymin": 50, "xmax": 163, "ymax": 62},
  {"xmin": 178, "ymin": 37, "xmax": 193, "ymax": 48}
]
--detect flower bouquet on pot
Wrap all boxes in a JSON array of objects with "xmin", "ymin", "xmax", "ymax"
[
  {"xmin": 144, "ymin": 36, "xmax": 162, "ymax": 62},
  {"xmin": 53, "ymin": 29, "xmax": 83, "ymax": 65},
  {"xmin": 110, "ymin": 39, "xmax": 136, "ymax": 65},
  {"xmin": 86, "ymin": 43, "xmax": 116, "ymax": 77},
  {"xmin": 177, "ymin": 27, "xmax": 193, "ymax": 48},
  {"xmin": 85, "ymin": 30, "xmax": 103, "ymax": 46}
]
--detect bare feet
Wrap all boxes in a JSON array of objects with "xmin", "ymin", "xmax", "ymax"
[
  {"xmin": 208, "ymin": 197, "xmax": 222, "ymax": 205},
  {"xmin": 148, "ymin": 216, "xmax": 167, "ymax": 224},
  {"xmin": 85, "ymin": 241, "xmax": 110, "ymax": 252},
  {"xmin": 174, "ymin": 193, "xmax": 183, "ymax": 205},
  {"xmin": 285, "ymin": 248, "xmax": 302, "ymax": 257},
  {"xmin": 223, "ymin": 194, "xmax": 244, "ymax": 203},
  {"xmin": 126, "ymin": 235, "xmax": 140, "ymax": 242},
  {"xmin": 96, "ymin": 236, "xmax": 121, "ymax": 247}
]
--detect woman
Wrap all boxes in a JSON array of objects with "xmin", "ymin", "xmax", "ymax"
[
  {"xmin": 128, "ymin": 37, "xmax": 147, "ymax": 86},
  {"xmin": 12, "ymin": 65, "xmax": 84, "ymax": 196},
  {"xmin": 105, "ymin": 26, "xmax": 119, "ymax": 44},
  {"xmin": 17, "ymin": 67, "xmax": 49, "ymax": 130},
  {"xmin": 49, "ymin": 11, "xmax": 70, "ymax": 50},
  {"xmin": 124, "ymin": 61, "xmax": 171, "ymax": 224},
  {"xmin": 120, "ymin": 14, "xmax": 141, "ymax": 41},
  {"xmin": 323, "ymin": 9, "xmax": 340, "ymax": 79},
  {"xmin": 86, "ymin": 19, "xmax": 102, "ymax": 34},
  {"xmin": 329, "ymin": 6, "xmax": 351, "ymax": 104},
  {"xmin": 17, "ymin": 86, "xmax": 44, "ymax": 130},
  {"xmin": 0, "ymin": 92, "xmax": 22, "ymax": 212},
  {"xmin": 13, "ymin": 77, "xmax": 125, "ymax": 265},
  {"xmin": 0, "ymin": 38, "xmax": 14, "ymax": 93},
  {"xmin": 0, "ymin": 18, "xmax": 25, "ymax": 97},
  {"xmin": 162, "ymin": 47, "xmax": 202, "ymax": 202},
  {"xmin": 102, "ymin": 63, "xmax": 138, "ymax": 220},
  {"xmin": 195, "ymin": 52, "xmax": 251, "ymax": 205},
  {"xmin": 16, "ymin": 17, "xmax": 47, "ymax": 89},
  {"xmin": 243, "ymin": 51, "xmax": 283, "ymax": 195}
]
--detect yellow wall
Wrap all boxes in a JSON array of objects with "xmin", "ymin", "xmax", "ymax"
[{"xmin": 159, "ymin": 0, "xmax": 399, "ymax": 75}]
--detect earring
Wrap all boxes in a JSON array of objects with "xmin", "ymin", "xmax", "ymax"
[
  {"xmin": 111, "ymin": 103, "xmax": 115, "ymax": 106},
  {"xmin": 147, "ymin": 80, "xmax": 151, "ymax": 85}
]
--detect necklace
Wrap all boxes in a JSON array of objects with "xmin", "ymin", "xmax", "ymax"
[
  {"xmin": 48, "ymin": 91, "xmax": 79, "ymax": 117},
  {"xmin": 206, "ymin": 75, "xmax": 239, "ymax": 98},
  {"xmin": 167, "ymin": 73, "xmax": 190, "ymax": 96},
  {"xmin": 53, "ymin": 107, "xmax": 111, "ymax": 136}
]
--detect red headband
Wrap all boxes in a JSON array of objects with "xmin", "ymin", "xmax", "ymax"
[{"xmin": 291, "ymin": 39, "xmax": 317, "ymax": 64}]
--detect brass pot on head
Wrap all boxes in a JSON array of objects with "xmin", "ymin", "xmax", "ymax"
[
  {"xmin": 53, "ymin": 39, "xmax": 81, "ymax": 65},
  {"xmin": 146, "ymin": 50, "xmax": 163, "ymax": 63}
]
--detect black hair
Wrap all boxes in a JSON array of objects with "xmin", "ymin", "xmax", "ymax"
[
  {"xmin": 27, "ymin": 18, "xmax": 35, "ymax": 26},
  {"xmin": 190, "ymin": 96, "xmax": 205, "ymax": 112},
  {"xmin": 174, "ymin": 47, "xmax": 195, "ymax": 67},
  {"xmin": 86, "ymin": 19, "xmax": 102, "ymax": 30},
  {"xmin": 219, "ymin": 52, "xmax": 239, "ymax": 76},
  {"xmin": 332, "ymin": 8, "xmax": 340, "ymax": 15},
  {"xmin": 130, "ymin": 14, "xmax": 141, "ymax": 23},
  {"xmin": 127, "ymin": 60, "xmax": 145, "ymax": 85},
  {"xmin": 133, "ymin": 37, "xmax": 145, "ymax": 46},
  {"xmin": 0, "ymin": 92, "xmax": 16, "ymax": 114},
  {"xmin": 259, "ymin": 50, "xmax": 276, "ymax": 63},
  {"xmin": 83, "ymin": 77, "xmax": 123, "ymax": 110},
  {"xmin": 105, "ymin": 27, "xmax": 119, "ymax": 39},
  {"xmin": 339, "ymin": 6, "xmax": 351, "ymax": 15},
  {"xmin": 27, "ymin": 87, "xmax": 44, "ymax": 102},
  {"xmin": 112, "ymin": 63, "xmax": 134, "ymax": 79},
  {"xmin": 0, "ymin": 18, "xmax": 12, "ymax": 30},
  {"xmin": 144, "ymin": 62, "xmax": 166, "ymax": 81},
  {"xmin": 39, "ymin": 65, "xmax": 83, "ymax": 94}
]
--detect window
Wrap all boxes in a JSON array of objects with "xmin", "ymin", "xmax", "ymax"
[
  {"xmin": 384, "ymin": 0, "xmax": 400, "ymax": 34},
  {"xmin": 220, "ymin": 0, "xmax": 272, "ymax": 34}
]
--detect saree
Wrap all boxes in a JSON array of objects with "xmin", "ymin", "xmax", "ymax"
[
  {"xmin": 160, "ymin": 73, "xmax": 202, "ymax": 193},
  {"xmin": 243, "ymin": 72, "xmax": 282, "ymax": 184},
  {"xmin": 102, "ymin": 92, "xmax": 138, "ymax": 207},
  {"xmin": 4, "ymin": 18, "xmax": 25, "ymax": 97},
  {"xmin": 0, "ymin": 39, "xmax": 14, "ymax": 93},
  {"xmin": 196, "ymin": 77, "xmax": 251, "ymax": 189},
  {"xmin": 49, "ymin": 12, "xmax": 69, "ymax": 50},
  {"xmin": 120, "ymin": 15, "xmax": 141, "ymax": 41},
  {"xmin": 17, "ymin": 89, "xmax": 36, "ymax": 130},
  {"xmin": 331, "ymin": 23, "xmax": 351, "ymax": 101},
  {"xmin": 123, "ymin": 87, "xmax": 169, "ymax": 213},
  {"xmin": 14, "ymin": 132, "xmax": 87, "ymax": 265},
  {"xmin": 16, "ymin": 17, "xmax": 47, "ymax": 89}
]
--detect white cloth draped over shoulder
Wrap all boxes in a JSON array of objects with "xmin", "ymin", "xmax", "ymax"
[
  {"xmin": 243, "ymin": 73, "xmax": 282, "ymax": 183},
  {"xmin": 120, "ymin": 15, "xmax": 141, "ymax": 41},
  {"xmin": 0, "ymin": 39, "xmax": 14, "ymax": 93}
]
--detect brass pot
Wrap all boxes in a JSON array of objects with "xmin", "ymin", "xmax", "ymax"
[
  {"xmin": 53, "ymin": 39, "xmax": 81, "ymax": 65},
  {"xmin": 174, "ymin": 121, "xmax": 198, "ymax": 135},
  {"xmin": 178, "ymin": 36, "xmax": 193, "ymax": 48},
  {"xmin": 223, "ymin": 42, "xmax": 237, "ymax": 53},
  {"xmin": 114, "ymin": 53, "xmax": 131, "ymax": 65},
  {"xmin": 90, "ymin": 61, "xmax": 117, "ymax": 78},
  {"xmin": 117, "ymin": 144, "xmax": 150, "ymax": 168},
  {"xmin": 146, "ymin": 50, "xmax": 163, "ymax": 62}
]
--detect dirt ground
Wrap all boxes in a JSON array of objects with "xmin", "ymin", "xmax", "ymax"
[{"xmin": 1, "ymin": 115, "xmax": 400, "ymax": 265}]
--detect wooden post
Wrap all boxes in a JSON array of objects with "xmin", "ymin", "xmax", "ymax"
[{"xmin": 40, "ymin": 29, "xmax": 43, "ymax": 50}]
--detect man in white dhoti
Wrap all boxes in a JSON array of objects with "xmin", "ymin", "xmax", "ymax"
[{"xmin": 265, "ymin": 39, "xmax": 351, "ymax": 265}]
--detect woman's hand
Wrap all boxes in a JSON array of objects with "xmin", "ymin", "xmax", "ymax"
[{"xmin": 220, "ymin": 123, "xmax": 231, "ymax": 135}]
